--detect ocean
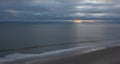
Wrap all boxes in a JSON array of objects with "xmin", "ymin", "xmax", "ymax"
[{"xmin": 0, "ymin": 21, "xmax": 120, "ymax": 63}]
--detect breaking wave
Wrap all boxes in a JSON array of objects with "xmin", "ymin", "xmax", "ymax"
[{"xmin": 0, "ymin": 40, "xmax": 120, "ymax": 64}]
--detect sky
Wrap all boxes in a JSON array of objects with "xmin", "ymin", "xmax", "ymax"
[{"xmin": 0, "ymin": 0, "xmax": 120, "ymax": 20}]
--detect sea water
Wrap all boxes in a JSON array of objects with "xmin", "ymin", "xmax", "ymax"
[{"xmin": 0, "ymin": 20, "xmax": 120, "ymax": 64}]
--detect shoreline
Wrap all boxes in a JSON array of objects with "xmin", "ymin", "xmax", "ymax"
[
  {"xmin": 39, "ymin": 46, "xmax": 120, "ymax": 64},
  {"xmin": 1, "ymin": 40, "xmax": 120, "ymax": 64},
  {"xmin": 3, "ymin": 46, "xmax": 120, "ymax": 64}
]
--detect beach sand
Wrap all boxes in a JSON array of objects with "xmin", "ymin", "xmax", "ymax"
[{"xmin": 36, "ymin": 46, "xmax": 120, "ymax": 64}]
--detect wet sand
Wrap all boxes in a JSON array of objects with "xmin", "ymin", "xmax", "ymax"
[{"xmin": 37, "ymin": 46, "xmax": 120, "ymax": 64}]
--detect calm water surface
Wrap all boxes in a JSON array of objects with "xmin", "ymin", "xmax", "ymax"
[{"xmin": 0, "ymin": 23, "xmax": 120, "ymax": 56}]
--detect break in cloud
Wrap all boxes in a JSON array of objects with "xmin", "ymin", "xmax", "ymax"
[{"xmin": 0, "ymin": 0, "xmax": 120, "ymax": 20}]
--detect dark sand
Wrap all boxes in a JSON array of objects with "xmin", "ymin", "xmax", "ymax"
[{"xmin": 36, "ymin": 46, "xmax": 120, "ymax": 64}]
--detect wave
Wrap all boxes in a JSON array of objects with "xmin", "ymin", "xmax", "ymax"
[
  {"xmin": 0, "ymin": 40, "xmax": 99, "ymax": 52},
  {"xmin": 0, "ymin": 40, "xmax": 120, "ymax": 64}
]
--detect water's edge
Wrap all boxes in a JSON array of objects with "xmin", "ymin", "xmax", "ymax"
[{"xmin": 0, "ymin": 40, "xmax": 120, "ymax": 64}]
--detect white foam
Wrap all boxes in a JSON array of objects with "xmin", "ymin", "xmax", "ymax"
[{"xmin": 0, "ymin": 40, "xmax": 120, "ymax": 64}]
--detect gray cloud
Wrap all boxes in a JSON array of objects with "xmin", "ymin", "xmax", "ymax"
[{"xmin": 0, "ymin": 0, "xmax": 120, "ymax": 20}]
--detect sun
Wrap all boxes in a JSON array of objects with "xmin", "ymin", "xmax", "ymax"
[
  {"xmin": 73, "ymin": 20, "xmax": 96, "ymax": 23},
  {"xmin": 73, "ymin": 20, "xmax": 83, "ymax": 23}
]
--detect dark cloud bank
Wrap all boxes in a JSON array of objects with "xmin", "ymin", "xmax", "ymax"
[{"xmin": 0, "ymin": 0, "xmax": 120, "ymax": 21}]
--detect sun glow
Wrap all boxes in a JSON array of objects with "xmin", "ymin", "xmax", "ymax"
[
  {"xmin": 73, "ymin": 20, "xmax": 96, "ymax": 23},
  {"xmin": 73, "ymin": 20, "xmax": 83, "ymax": 23}
]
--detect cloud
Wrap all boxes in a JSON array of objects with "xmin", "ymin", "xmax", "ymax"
[{"xmin": 0, "ymin": 0, "xmax": 120, "ymax": 20}]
